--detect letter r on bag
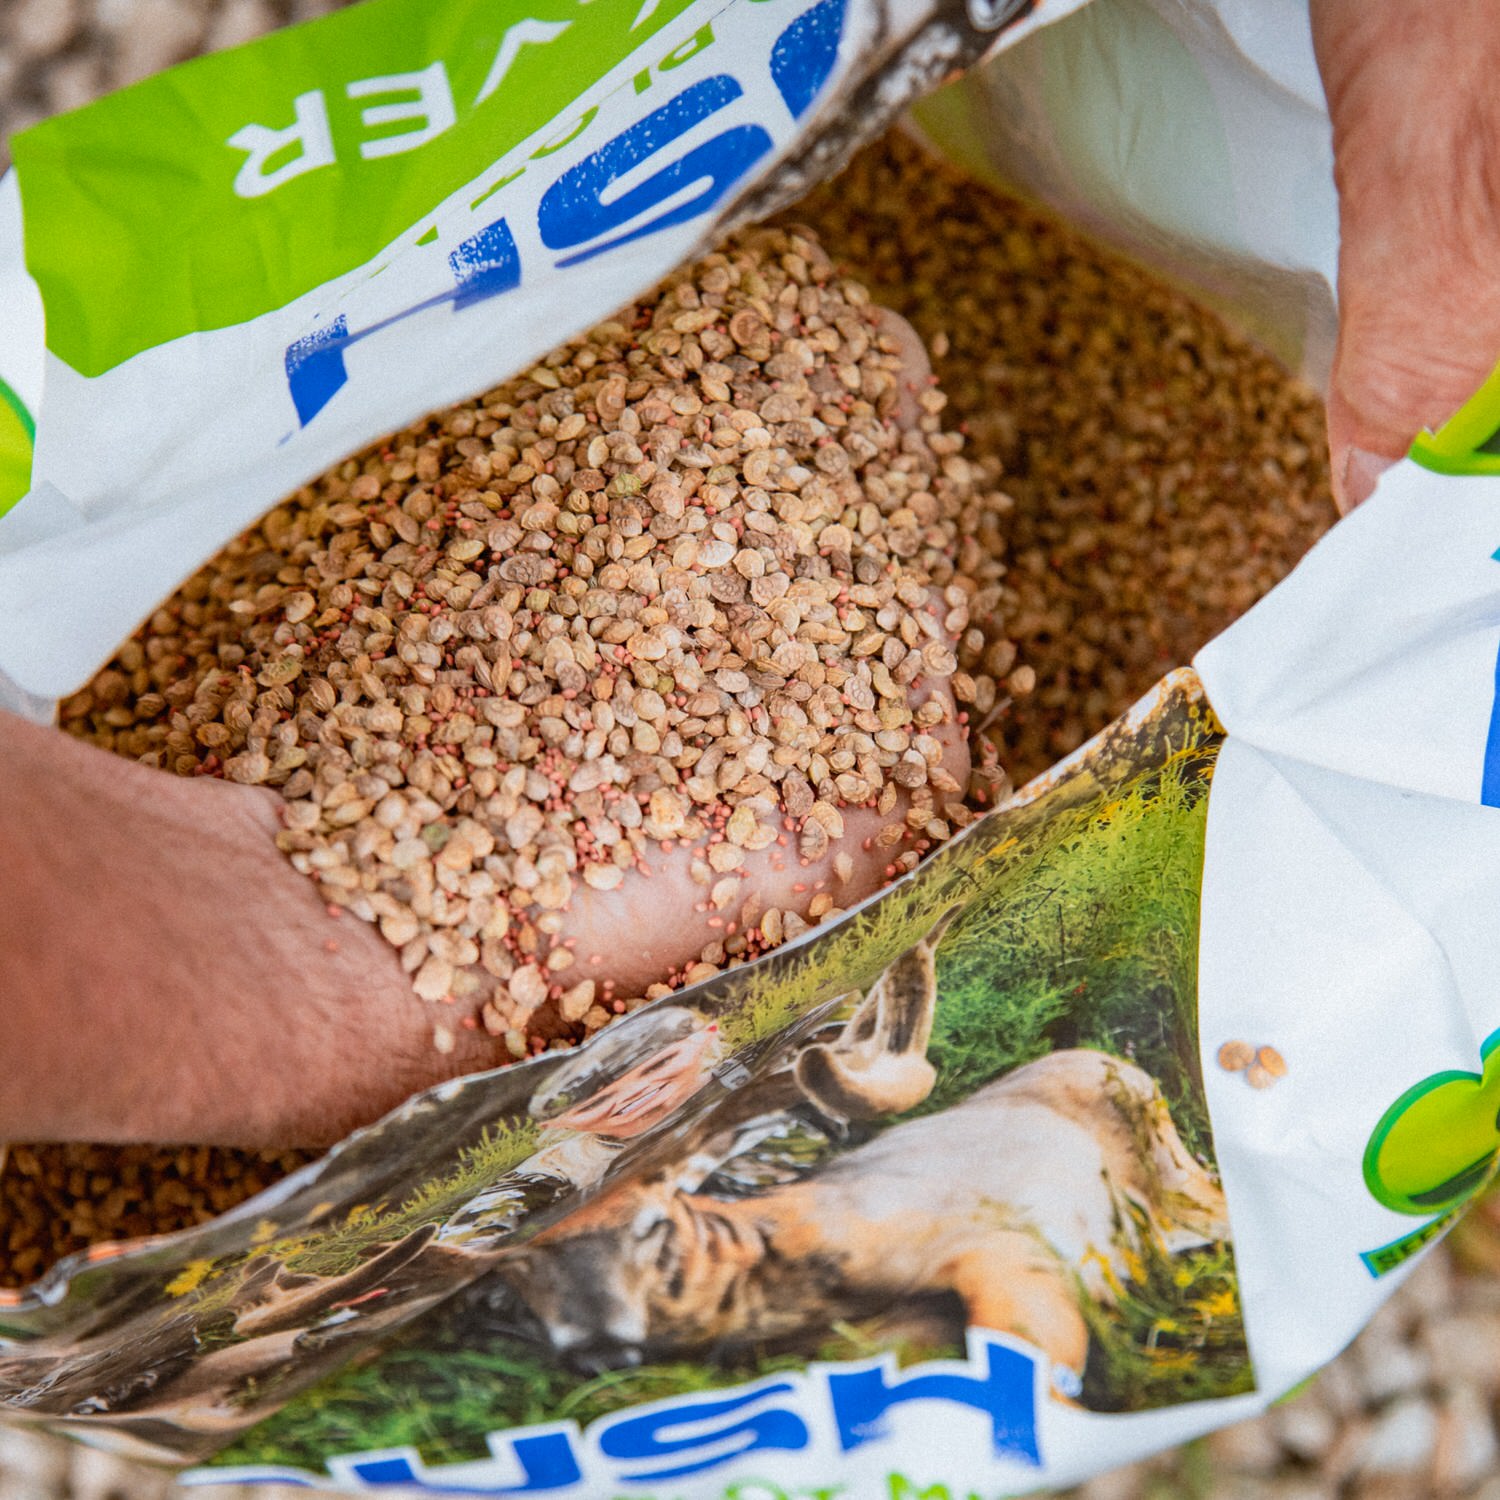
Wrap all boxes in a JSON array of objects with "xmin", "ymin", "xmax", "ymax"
[{"xmin": 228, "ymin": 90, "xmax": 335, "ymax": 198}]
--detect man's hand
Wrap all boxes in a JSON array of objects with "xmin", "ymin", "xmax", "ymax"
[
  {"xmin": 0, "ymin": 712, "xmax": 501, "ymax": 1148},
  {"xmin": 1312, "ymin": 0, "xmax": 1500, "ymax": 509}
]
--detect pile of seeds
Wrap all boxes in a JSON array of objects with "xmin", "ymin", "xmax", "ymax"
[
  {"xmin": 0, "ymin": 1143, "xmax": 307, "ymax": 1288},
  {"xmin": 785, "ymin": 130, "xmax": 1336, "ymax": 783},
  {"xmin": 59, "ymin": 224, "xmax": 1015, "ymax": 1060},
  {"xmin": 2, "ymin": 127, "xmax": 1337, "ymax": 1291}
]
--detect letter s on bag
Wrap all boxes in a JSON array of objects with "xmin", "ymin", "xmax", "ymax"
[
  {"xmin": 537, "ymin": 75, "xmax": 772, "ymax": 268},
  {"xmin": 596, "ymin": 1381, "xmax": 810, "ymax": 1483}
]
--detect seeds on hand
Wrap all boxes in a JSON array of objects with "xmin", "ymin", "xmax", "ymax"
[
  {"xmin": 98, "ymin": 226, "xmax": 990, "ymax": 1051},
  {"xmin": 789, "ymin": 131, "xmax": 1332, "ymax": 787}
]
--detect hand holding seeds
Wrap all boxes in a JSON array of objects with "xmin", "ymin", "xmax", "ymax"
[
  {"xmin": 0, "ymin": 711, "xmax": 483, "ymax": 1147},
  {"xmin": 1311, "ymin": 0, "xmax": 1500, "ymax": 508},
  {"xmin": 35, "ymin": 228, "xmax": 1011, "ymax": 1146}
]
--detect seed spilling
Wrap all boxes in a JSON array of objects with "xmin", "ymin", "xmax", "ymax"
[
  {"xmin": 1217, "ymin": 1040, "xmax": 1255, "ymax": 1073},
  {"xmin": 1218, "ymin": 1039, "xmax": 1288, "ymax": 1090}
]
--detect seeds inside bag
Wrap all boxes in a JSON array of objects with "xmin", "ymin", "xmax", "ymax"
[
  {"xmin": 0, "ymin": 128, "xmax": 1335, "ymax": 1293},
  {"xmin": 787, "ymin": 132, "xmax": 1337, "ymax": 785}
]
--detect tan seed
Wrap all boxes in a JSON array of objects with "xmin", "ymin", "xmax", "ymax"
[
  {"xmin": 1217, "ymin": 1040, "xmax": 1254, "ymax": 1073},
  {"xmin": 413, "ymin": 955, "xmax": 454, "ymax": 1002},
  {"xmin": 508, "ymin": 965, "xmax": 548, "ymax": 1012},
  {"xmin": 1256, "ymin": 1046, "xmax": 1287, "ymax": 1078}
]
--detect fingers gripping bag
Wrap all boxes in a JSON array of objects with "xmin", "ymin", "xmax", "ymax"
[{"xmin": 0, "ymin": 0, "xmax": 1491, "ymax": 1494}]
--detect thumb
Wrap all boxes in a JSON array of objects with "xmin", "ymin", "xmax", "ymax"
[{"xmin": 1312, "ymin": 0, "xmax": 1500, "ymax": 510}]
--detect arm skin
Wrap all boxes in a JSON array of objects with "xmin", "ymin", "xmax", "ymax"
[
  {"xmin": 0, "ymin": 710, "xmax": 501, "ymax": 1148},
  {"xmin": 1312, "ymin": 0, "xmax": 1500, "ymax": 508}
]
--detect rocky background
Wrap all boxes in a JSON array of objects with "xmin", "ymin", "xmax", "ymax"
[
  {"xmin": 3, "ymin": 2, "xmax": 1499, "ymax": 1497},
  {"xmin": 0, "ymin": 0, "xmax": 329, "ymax": 147}
]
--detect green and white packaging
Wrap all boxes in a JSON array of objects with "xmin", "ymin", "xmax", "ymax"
[
  {"xmin": 7, "ymin": 2, "xmax": 1500, "ymax": 1496},
  {"xmin": 0, "ymin": 0, "xmax": 1073, "ymax": 706}
]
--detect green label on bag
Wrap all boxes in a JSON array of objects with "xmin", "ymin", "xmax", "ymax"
[
  {"xmin": 1362, "ymin": 1027, "xmax": 1500, "ymax": 1219},
  {"xmin": 1359, "ymin": 1206, "xmax": 1464, "ymax": 1278},
  {"xmin": 0, "ymin": 377, "xmax": 34, "ymax": 516},
  {"xmin": 1408, "ymin": 359, "xmax": 1500, "ymax": 477},
  {"xmin": 11, "ymin": 0, "xmax": 695, "ymax": 379}
]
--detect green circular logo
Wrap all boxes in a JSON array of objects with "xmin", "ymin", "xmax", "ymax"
[{"xmin": 1364, "ymin": 1032, "xmax": 1500, "ymax": 1216}]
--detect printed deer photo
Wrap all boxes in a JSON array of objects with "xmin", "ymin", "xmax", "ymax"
[
  {"xmin": 502, "ymin": 908, "xmax": 1232, "ymax": 1398},
  {"xmin": 0, "ymin": 910, "xmax": 974, "ymax": 1450}
]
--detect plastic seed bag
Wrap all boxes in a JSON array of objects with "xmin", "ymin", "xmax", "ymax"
[{"xmin": 2, "ymin": 1, "xmax": 1497, "ymax": 1495}]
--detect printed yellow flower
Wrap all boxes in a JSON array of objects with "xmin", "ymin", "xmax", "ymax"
[
  {"xmin": 164, "ymin": 1258, "xmax": 215, "ymax": 1297},
  {"xmin": 1193, "ymin": 1287, "xmax": 1240, "ymax": 1320}
]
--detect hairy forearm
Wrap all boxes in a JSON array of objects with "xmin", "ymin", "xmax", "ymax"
[{"xmin": 0, "ymin": 711, "xmax": 447, "ymax": 1146}]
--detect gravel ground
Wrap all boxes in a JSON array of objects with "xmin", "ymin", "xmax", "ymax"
[
  {"xmin": 0, "ymin": 0, "xmax": 343, "ymax": 152},
  {"xmin": 4, "ymin": 5, "xmax": 1498, "ymax": 1499}
]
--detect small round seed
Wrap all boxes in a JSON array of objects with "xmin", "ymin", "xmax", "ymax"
[
  {"xmin": 1217, "ymin": 1040, "xmax": 1254, "ymax": 1073},
  {"xmin": 1257, "ymin": 1045, "xmax": 1288, "ymax": 1078}
]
